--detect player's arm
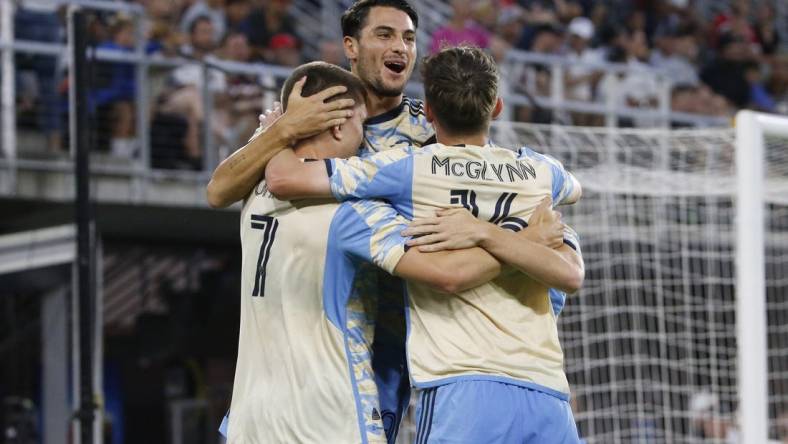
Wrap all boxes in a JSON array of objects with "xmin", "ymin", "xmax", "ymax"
[
  {"xmin": 343, "ymin": 200, "xmax": 500, "ymax": 295},
  {"xmin": 205, "ymin": 78, "xmax": 355, "ymax": 208},
  {"xmin": 266, "ymin": 147, "xmax": 411, "ymax": 203},
  {"xmin": 393, "ymin": 247, "xmax": 501, "ymax": 294},
  {"xmin": 264, "ymin": 149, "xmax": 332, "ymax": 199},
  {"xmin": 559, "ymin": 171, "xmax": 582, "ymax": 205},
  {"xmin": 404, "ymin": 199, "xmax": 584, "ymax": 293}
]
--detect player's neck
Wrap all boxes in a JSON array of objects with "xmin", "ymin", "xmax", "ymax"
[
  {"xmin": 365, "ymin": 92, "xmax": 403, "ymax": 118},
  {"xmin": 436, "ymin": 129, "xmax": 487, "ymax": 148},
  {"xmin": 293, "ymin": 133, "xmax": 336, "ymax": 160}
]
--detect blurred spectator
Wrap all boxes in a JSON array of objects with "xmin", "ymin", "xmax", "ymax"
[
  {"xmin": 266, "ymin": 33, "xmax": 301, "ymax": 67},
  {"xmin": 153, "ymin": 16, "xmax": 228, "ymax": 169},
  {"xmin": 565, "ymin": 17, "xmax": 604, "ymax": 125},
  {"xmin": 524, "ymin": 23, "xmax": 564, "ymax": 54},
  {"xmin": 179, "ymin": 15, "xmax": 219, "ymax": 59},
  {"xmin": 700, "ymin": 32, "xmax": 755, "ymax": 109},
  {"xmin": 220, "ymin": 32, "xmax": 264, "ymax": 146},
  {"xmin": 754, "ymin": 3, "xmax": 780, "ymax": 57},
  {"xmin": 487, "ymin": 6, "xmax": 524, "ymax": 61},
  {"xmin": 767, "ymin": 55, "xmax": 788, "ymax": 115},
  {"xmin": 319, "ymin": 40, "xmax": 346, "ymax": 66},
  {"xmin": 180, "ymin": 0, "xmax": 227, "ymax": 44},
  {"xmin": 598, "ymin": 29, "xmax": 662, "ymax": 126},
  {"xmin": 745, "ymin": 61, "xmax": 776, "ymax": 112},
  {"xmin": 711, "ymin": 0, "xmax": 757, "ymax": 48},
  {"xmin": 650, "ymin": 26, "xmax": 700, "ymax": 86},
  {"xmin": 778, "ymin": 410, "xmax": 788, "ymax": 444},
  {"xmin": 429, "ymin": 0, "xmax": 491, "ymax": 54},
  {"xmin": 225, "ymin": 0, "xmax": 253, "ymax": 34},
  {"xmin": 92, "ymin": 16, "xmax": 139, "ymax": 157},
  {"xmin": 565, "ymin": 17, "xmax": 603, "ymax": 102},
  {"xmin": 14, "ymin": 0, "xmax": 64, "ymax": 152},
  {"xmin": 243, "ymin": 0, "xmax": 299, "ymax": 52},
  {"xmin": 141, "ymin": 0, "xmax": 186, "ymax": 55},
  {"xmin": 671, "ymin": 84, "xmax": 733, "ymax": 122},
  {"xmin": 688, "ymin": 390, "xmax": 738, "ymax": 442}
]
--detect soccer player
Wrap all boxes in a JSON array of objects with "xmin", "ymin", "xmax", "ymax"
[
  {"xmin": 206, "ymin": 0, "xmax": 429, "ymax": 208},
  {"xmin": 227, "ymin": 61, "xmax": 538, "ymax": 443},
  {"xmin": 207, "ymin": 2, "xmax": 432, "ymax": 438},
  {"xmin": 262, "ymin": 46, "xmax": 585, "ymax": 443}
]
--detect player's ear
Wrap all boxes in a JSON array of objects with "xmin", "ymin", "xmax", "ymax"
[
  {"xmin": 331, "ymin": 125, "xmax": 343, "ymax": 141},
  {"xmin": 343, "ymin": 36, "xmax": 358, "ymax": 63},
  {"xmin": 424, "ymin": 101, "xmax": 435, "ymax": 123},
  {"xmin": 491, "ymin": 97, "xmax": 504, "ymax": 120}
]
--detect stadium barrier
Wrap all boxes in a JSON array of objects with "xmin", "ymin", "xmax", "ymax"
[{"xmin": 0, "ymin": 0, "xmax": 735, "ymax": 205}]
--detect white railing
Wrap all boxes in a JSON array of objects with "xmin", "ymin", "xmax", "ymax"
[{"xmin": 0, "ymin": 0, "xmax": 741, "ymax": 205}]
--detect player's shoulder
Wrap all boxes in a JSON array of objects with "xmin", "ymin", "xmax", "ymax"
[
  {"xmin": 366, "ymin": 97, "xmax": 424, "ymax": 126},
  {"xmin": 514, "ymin": 145, "xmax": 565, "ymax": 167},
  {"xmin": 402, "ymin": 96, "xmax": 426, "ymax": 118},
  {"xmin": 241, "ymin": 179, "xmax": 293, "ymax": 216}
]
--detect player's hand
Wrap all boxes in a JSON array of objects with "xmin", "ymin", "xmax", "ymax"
[
  {"xmin": 279, "ymin": 77, "xmax": 356, "ymax": 142},
  {"xmin": 401, "ymin": 208, "xmax": 491, "ymax": 252},
  {"xmin": 521, "ymin": 197, "xmax": 565, "ymax": 250},
  {"xmin": 258, "ymin": 102, "xmax": 283, "ymax": 131},
  {"xmin": 247, "ymin": 103, "xmax": 284, "ymax": 142}
]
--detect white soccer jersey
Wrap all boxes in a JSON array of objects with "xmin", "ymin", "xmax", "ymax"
[
  {"xmin": 227, "ymin": 181, "xmax": 408, "ymax": 443},
  {"xmin": 326, "ymin": 143, "xmax": 582, "ymax": 400}
]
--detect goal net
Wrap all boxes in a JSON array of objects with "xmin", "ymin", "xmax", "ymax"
[{"xmin": 485, "ymin": 117, "xmax": 785, "ymax": 443}]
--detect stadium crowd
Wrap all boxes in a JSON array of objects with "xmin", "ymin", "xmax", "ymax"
[{"xmin": 10, "ymin": 0, "xmax": 787, "ymax": 167}]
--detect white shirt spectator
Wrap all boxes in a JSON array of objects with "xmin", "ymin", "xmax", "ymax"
[
  {"xmin": 171, "ymin": 62, "xmax": 227, "ymax": 93},
  {"xmin": 651, "ymin": 49, "xmax": 699, "ymax": 86},
  {"xmin": 566, "ymin": 48, "xmax": 604, "ymax": 101}
]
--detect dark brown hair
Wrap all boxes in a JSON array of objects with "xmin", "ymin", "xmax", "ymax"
[
  {"xmin": 421, "ymin": 46, "xmax": 499, "ymax": 136},
  {"xmin": 341, "ymin": 0, "xmax": 418, "ymax": 38},
  {"xmin": 280, "ymin": 62, "xmax": 367, "ymax": 111}
]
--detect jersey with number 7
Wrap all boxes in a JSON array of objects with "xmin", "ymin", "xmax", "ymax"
[{"xmin": 326, "ymin": 142, "xmax": 582, "ymax": 400}]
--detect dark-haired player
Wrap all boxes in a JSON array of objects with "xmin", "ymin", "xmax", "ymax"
[
  {"xmin": 225, "ymin": 61, "xmax": 512, "ymax": 443},
  {"xmin": 263, "ymin": 47, "xmax": 585, "ymax": 443}
]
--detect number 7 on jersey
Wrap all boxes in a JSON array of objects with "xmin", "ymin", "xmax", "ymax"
[{"xmin": 251, "ymin": 215, "xmax": 279, "ymax": 297}]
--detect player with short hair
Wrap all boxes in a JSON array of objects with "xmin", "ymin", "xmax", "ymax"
[
  {"xmin": 207, "ymin": 2, "xmax": 435, "ymax": 439},
  {"xmin": 206, "ymin": 0, "xmax": 430, "ymax": 208},
  {"xmin": 226, "ymin": 61, "xmax": 531, "ymax": 443},
  {"xmin": 263, "ymin": 46, "xmax": 585, "ymax": 443}
]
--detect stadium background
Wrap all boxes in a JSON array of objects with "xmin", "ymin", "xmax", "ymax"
[{"xmin": 0, "ymin": 0, "xmax": 787, "ymax": 443}]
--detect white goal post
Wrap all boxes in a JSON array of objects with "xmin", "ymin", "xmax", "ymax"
[
  {"xmin": 397, "ymin": 116, "xmax": 787, "ymax": 443},
  {"xmin": 735, "ymin": 111, "xmax": 788, "ymax": 443}
]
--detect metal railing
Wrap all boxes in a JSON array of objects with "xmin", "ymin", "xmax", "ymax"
[{"xmin": 0, "ymin": 0, "xmax": 737, "ymax": 205}]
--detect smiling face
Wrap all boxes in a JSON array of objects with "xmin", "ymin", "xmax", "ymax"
[{"xmin": 344, "ymin": 6, "xmax": 417, "ymax": 98}]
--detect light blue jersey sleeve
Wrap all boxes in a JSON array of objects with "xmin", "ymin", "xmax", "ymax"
[
  {"xmin": 517, "ymin": 147, "xmax": 579, "ymax": 206},
  {"xmin": 327, "ymin": 148, "xmax": 415, "ymax": 211},
  {"xmin": 331, "ymin": 199, "xmax": 410, "ymax": 274}
]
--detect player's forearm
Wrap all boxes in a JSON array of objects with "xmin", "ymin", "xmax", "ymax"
[
  {"xmin": 265, "ymin": 150, "xmax": 332, "ymax": 200},
  {"xmin": 478, "ymin": 225, "xmax": 584, "ymax": 293},
  {"xmin": 206, "ymin": 120, "xmax": 294, "ymax": 208},
  {"xmin": 434, "ymin": 248, "xmax": 501, "ymax": 293},
  {"xmin": 394, "ymin": 248, "xmax": 501, "ymax": 294}
]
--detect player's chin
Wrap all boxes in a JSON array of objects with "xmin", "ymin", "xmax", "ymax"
[{"xmin": 378, "ymin": 77, "xmax": 407, "ymax": 96}]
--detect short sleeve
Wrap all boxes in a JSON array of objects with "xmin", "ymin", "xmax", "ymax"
[
  {"xmin": 332, "ymin": 200, "xmax": 409, "ymax": 274},
  {"xmin": 562, "ymin": 224, "xmax": 582, "ymax": 256},
  {"xmin": 328, "ymin": 148, "xmax": 414, "ymax": 204},
  {"xmin": 517, "ymin": 147, "xmax": 581, "ymax": 205}
]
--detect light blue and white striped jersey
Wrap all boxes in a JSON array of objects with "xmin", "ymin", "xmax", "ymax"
[
  {"xmin": 325, "ymin": 142, "xmax": 582, "ymax": 400},
  {"xmin": 228, "ymin": 181, "xmax": 408, "ymax": 443}
]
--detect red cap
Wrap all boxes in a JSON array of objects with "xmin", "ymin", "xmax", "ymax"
[{"xmin": 269, "ymin": 33, "xmax": 298, "ymax": 50}]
